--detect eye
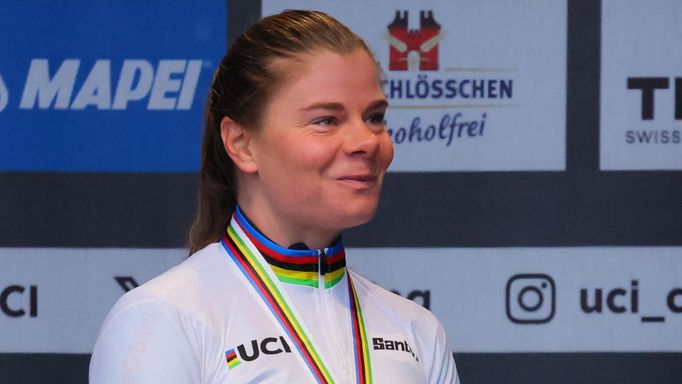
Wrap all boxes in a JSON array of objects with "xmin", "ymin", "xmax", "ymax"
[
  {"xmin": 311, "ymin": 116, "xmax": 337, "ymax": 127},
  {"xmin": 366, "ymin": 112, "xmax": 386, "ymax": 126}
]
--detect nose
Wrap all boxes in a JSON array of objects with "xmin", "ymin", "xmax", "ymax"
[{"xmin": 343, "ymin": 118, "xmax": 382, "ymax": 158}]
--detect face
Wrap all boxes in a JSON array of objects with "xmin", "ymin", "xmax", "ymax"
[{"xmin": 245, "ymin": 48, "xmax": 393, "ymax": 240}]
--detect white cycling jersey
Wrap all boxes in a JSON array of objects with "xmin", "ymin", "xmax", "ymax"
[{"xmin": 90, "ymin": 207, "xmax": 459, "ymax": 383}]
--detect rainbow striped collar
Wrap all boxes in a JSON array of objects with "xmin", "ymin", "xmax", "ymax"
[
  {"xmin": 233, "ymin": 207, "xmax": 346, "ymax": 288},
  {"xmin": 222, "ymin": 210, "xmax": 372, "ymax": 383}
]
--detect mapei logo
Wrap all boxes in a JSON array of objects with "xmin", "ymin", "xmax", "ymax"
[
  {"xmin": 224, "ymin": 336, "xmax": 292, "ymax": 370},
  {"xmin": 15, "ymin": 58, "xmax": 204, "ymax": 111},
  {"xmin": 385, "ymin": 10, "xmax": 444, "ymax": 71}
]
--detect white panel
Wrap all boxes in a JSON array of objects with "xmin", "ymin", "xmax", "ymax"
[{"xmin": 601, "ymin": 0, "xmax": 682, "ymax": 170}]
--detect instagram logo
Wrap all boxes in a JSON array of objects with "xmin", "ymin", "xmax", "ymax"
[{"xmin": 506, "ymin": 274, "xmax": 556, "ymax": 324}]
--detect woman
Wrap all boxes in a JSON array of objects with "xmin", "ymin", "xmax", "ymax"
[{"xmin": 90, "ymin": 10, "xmax": 459, "ymax": 383}]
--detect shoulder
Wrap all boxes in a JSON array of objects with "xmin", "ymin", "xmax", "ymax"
[
  {"xmin": 99, "ymin": 242, "xmax": 241, "ymax": 333},
  {"xmin": 90, "ymin": 243, "xmax": 232, "ymax": 383},
  {"xmin": 95, "ymin": 242, "xmax": 230, "ymax": 337},
  {"xmin": 348, "ymin": 269, "xmax": 441, "ymax": 329},
  {"xmin": 112, "ymin": 243, "xmax": 232, "ymax": 311}
]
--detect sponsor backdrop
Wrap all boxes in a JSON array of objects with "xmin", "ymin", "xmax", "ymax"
[
  {"xmin": 600, "ymin": 0, "xmax": 682, "ymax": 170},
  {"xmin": 1, "ymin": 1, "xmax": 681, "ymax": 383},
  {"xmin": 0, "ymin": 1, "xmax": 222, "ymax": 172}
]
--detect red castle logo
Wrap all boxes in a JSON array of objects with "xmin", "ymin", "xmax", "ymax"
[{"xmin": 386, "ymin": 10, "xmax": 444, "ymax": 71}]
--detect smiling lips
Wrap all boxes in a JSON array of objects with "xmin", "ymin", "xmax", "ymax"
[{"xmin": 336, "ymin": 174, "xmax": 379, "ymax": 190}]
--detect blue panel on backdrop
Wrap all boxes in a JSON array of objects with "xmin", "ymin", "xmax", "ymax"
[{"xmin": 0, "ymin": 1, "xmax": 226, "ymax": 172}]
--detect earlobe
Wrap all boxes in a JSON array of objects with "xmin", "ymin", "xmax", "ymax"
[{"xmin": 220, "ymin": 116, "xmax": 258, "ymax": 173}]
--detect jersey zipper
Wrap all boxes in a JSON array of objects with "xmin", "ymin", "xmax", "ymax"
[
  {"xmin": 317, "ymin": 247, "xmax": 351, "ymax": 380},
  {"xmin": 318, "ymin": 248, "xmax": 326, "ymax": 289}
]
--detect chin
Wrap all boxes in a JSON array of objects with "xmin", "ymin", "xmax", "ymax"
[{"xmin": 336, "ymin": 202, "xmax": 379, "ymax": 229}]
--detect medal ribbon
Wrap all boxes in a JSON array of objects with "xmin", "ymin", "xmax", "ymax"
[
  {"xmin": 221, "ymin": 215, "xmax": 372, "ymax": 384},
  {"xmin": 348, "ymin": 273, "xmax": 372, "ymax": 384}
]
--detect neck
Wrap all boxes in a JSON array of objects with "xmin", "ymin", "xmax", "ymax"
[{"xmin": 237, "ymin": 199, "xmax": 340, "ymax": 250}]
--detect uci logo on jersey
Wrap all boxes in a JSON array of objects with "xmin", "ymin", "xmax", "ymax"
[{"xmin": 224, "ymin": 336, "xmax": 292, "ymax": 370}]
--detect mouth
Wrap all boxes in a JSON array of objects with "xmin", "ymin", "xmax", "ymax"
[{"xmin": 336, "ymin": 174, "xmax": 379, "ymax": 190}]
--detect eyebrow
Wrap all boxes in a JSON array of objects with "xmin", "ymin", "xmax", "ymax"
[
  {"xmin": 299, "ymin": 102, "xmax": 344, "ymax": 112},
  {"xmin": 299, "ymin": 99, "xmax": 388, "ymax": 113},
  {"xmin": 366, "ymin": 99, "xmax": 389, "ymax": 111}
]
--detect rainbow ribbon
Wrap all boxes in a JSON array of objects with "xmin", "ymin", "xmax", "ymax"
[{"xmin": 221, "ymin": 216, "xmax": 371, "ymax": 384}]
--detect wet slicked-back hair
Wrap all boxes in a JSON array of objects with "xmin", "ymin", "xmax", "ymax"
[{"xmin": 189, "ymin": 10, "xmax": 375, "ymax": 253}]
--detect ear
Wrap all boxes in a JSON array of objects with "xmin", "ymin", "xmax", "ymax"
[{"xmin": 220, "ymin": 116, "xmax": 258, "ymax": 173}]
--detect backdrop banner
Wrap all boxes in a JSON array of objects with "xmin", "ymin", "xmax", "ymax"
[
  {"xmin": 2, "ymin": 246, "xmax": 680, "ymax": 353},
  {"xmin": 0, "ymin": 1, "xmax": 225, "ymax": 172},
  {"xmin": 601, "ymin": 0, "xmax": 682, "ymax": 170}
]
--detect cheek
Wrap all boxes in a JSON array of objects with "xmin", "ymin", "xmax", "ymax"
[
  {"xmin": 295, "ymin": 138, "xmax": 340, "ymax": 173},
  {"xmin": 298, "ymin": 147, "xmax": 328, "ymax": 168},
  {"xmin": 265, "ymin": 134, "xmax": 334, "ymax": 177},
  {"xmin": 379, "ymin": 134, "xmax": 395, "ymax": 170}
]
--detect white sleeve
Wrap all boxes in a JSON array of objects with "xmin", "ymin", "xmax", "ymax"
[
  {"xmin": 413, "ymin": 311, "xmax": 460, "ymax": 384},
  {"xmin": 429, "ymin": 323, "xmax": 459, "ymax": 384},
  {"xmin": 89, "ymin": 298, "xmax": 201, "ymax": 384}
]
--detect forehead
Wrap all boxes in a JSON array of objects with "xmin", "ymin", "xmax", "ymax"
[{"xmin": 268, "ymin": 49, "xmax": 383, "ymax": 106}]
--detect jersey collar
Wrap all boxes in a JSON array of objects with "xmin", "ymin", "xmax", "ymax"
[{"xmin": 232, "ymin": 206, "xmax": 346, "ymax": 288}]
